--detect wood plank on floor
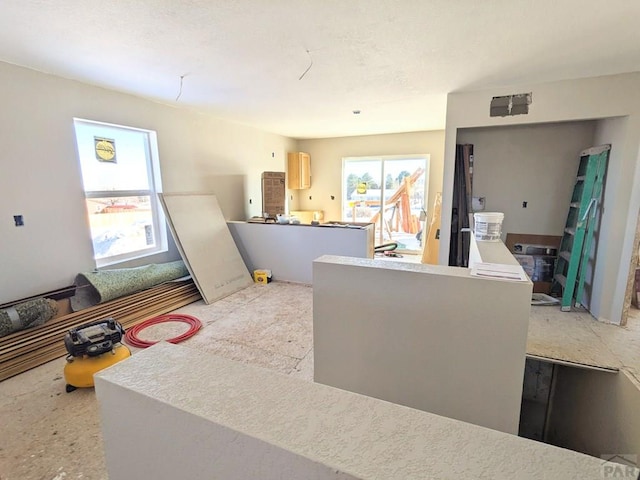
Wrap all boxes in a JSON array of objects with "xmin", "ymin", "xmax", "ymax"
[{"xmin": 0, "ymin": 280, "xmax": 201, "ymax": 381}]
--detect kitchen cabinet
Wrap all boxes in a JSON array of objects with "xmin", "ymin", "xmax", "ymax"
[{"xmin": 287, "ymin": 152, "xmax": 311, "ymax": 189}]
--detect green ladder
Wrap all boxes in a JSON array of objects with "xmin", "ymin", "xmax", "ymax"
[{"xmin": 553, "ymin": 145, "xmax": 610, "ymax": 312}]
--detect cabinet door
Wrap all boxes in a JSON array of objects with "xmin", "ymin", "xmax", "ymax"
[
  {"xmin": 299, "ymin": 153, "xmax": 311, "ymax": 189},
  {"xmin": 287, "ymin": 152, "xmax": 311, "ymax": 189},
  {"xmin": 287, "ymin": 153, "xmax": 300, "ymax": 189}
]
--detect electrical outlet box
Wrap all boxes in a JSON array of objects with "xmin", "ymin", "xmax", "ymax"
[{"xmin": 472, "ymin": 197, "xmax": 486, "ymax": 211}]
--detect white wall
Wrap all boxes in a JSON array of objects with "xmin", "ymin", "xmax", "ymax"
[
  {"xmin": 457, "ymin": 122, "xmax": 596, "ymax": 238},
  {"xmin": 96, "ymin": 342, "xmax": 623, "ymax": 480},
  {"xmin": 227, "ymin": 221, "xmax": 374, "ymax": 284},
  {"xmin": 313, "ymin": 247, "xmax": 532, "ymax": 435},
  {"xmin": 296, "ymin": 131, "xmax": 445, "ymax": 221},
  {"xmin": 0, "ymin": 61, "xmax": 296, "ymax": 304},
  {"xmin": 582, "ymin": 117, "xmax": 629, "ymax": 312},
  {"xmin": 442, "ymin": 73, "xmax": 640, "ymax": 324},
  {"xmin": 592, "ymin": 117, "xmax": 640, "ymax": 325},
  {"xmin": 547, "ymin": 368, "xmax": 640, "ymax": 460}
]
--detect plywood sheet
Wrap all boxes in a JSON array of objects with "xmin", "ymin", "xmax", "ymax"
[
  {"xmin": 527, "ymin": 306, "xmax": 620, "ymax": 371},
  {"xmin": 159, "ymin": 193, "xmax": 253, "ymax": 304}
]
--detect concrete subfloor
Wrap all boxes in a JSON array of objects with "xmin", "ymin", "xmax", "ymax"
[{"xmin": 2, "ymin": 279, "xmax": 640, "ymax": 480}]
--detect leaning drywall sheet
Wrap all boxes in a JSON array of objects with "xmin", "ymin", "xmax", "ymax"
[{"xmin": 159, "ymin": 193, "xmax": 252, "ymax": 304}]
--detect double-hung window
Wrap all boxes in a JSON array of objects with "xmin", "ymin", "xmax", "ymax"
[{"xmin": 73, "ymin": 119, "xmax": 166, "ymax": 267}]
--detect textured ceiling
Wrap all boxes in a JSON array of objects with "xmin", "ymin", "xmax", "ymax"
[{"xmin": 1, "ymin": 1, "xmax": 639, "ymax": 138}]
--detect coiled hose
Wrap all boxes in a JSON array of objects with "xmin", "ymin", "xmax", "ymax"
[{"xmin": 125, "ymin": 314, "xmax": 202, "ymax": 348}]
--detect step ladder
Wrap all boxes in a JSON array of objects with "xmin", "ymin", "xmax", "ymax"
[{"xmin": 553, "ymin": 145, "xmax": 610, "ymax": 312}]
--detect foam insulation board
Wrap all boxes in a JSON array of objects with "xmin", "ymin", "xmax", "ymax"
[{"xmin": 159, "ymin": 193, "xmax": 252, "ymax": 304}]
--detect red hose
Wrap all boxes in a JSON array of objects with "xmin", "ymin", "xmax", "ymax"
[{"xmin": 125, "ymin": 314, "xmax": 202, "ymax": 348}]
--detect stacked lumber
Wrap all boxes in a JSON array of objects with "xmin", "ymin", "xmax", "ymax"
[{"xmin": 0, "ymin": 280, "xmax": 201, "ymax": 382}]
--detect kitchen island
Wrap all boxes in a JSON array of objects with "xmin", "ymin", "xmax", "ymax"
[{"xmin": 227, "ymin": 221, "xmax": 374, "ymax": 284}]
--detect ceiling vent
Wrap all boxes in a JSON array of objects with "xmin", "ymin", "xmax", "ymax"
[{"xmin": 490, "ymin": 93, "xmax": 532, "ymax": 117}]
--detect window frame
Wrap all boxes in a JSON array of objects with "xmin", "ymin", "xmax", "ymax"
[
  {"xmin": 342, "ymin": 154, "xmax": 430, "ymax": 252},
  {"xmin": 73, "ymin": 118, "xmax": 167, "ymax": 267}
]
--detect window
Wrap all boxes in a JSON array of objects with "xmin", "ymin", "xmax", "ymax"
[
  {"xmin": 73, "ymin": 119, "xmax": 166, "ymax": 267},
  {"xmin": 342, "ymin": 155, "xmax": 429, "ymax": 253}
]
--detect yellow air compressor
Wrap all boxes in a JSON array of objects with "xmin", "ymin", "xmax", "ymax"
[{"xmin": 63, "ymin": 318, "xmax": 131, "ymax": 392}]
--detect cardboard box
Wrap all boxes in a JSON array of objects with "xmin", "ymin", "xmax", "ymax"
[
  {"xmin": 506, "ymin": 234, "xmax": 561, "ymax": 294},
  {"xmin": 261, "ymin": 172, "xmax": 285, "ymax": 217},
  {"xmin": 505, "ymin": 233, "xmax": 561, "ymax": 256}
]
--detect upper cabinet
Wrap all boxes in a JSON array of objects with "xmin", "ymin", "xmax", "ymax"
[{"xmin": 287, "ymin": 152, "xmax": 311, "ymax": 189}]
